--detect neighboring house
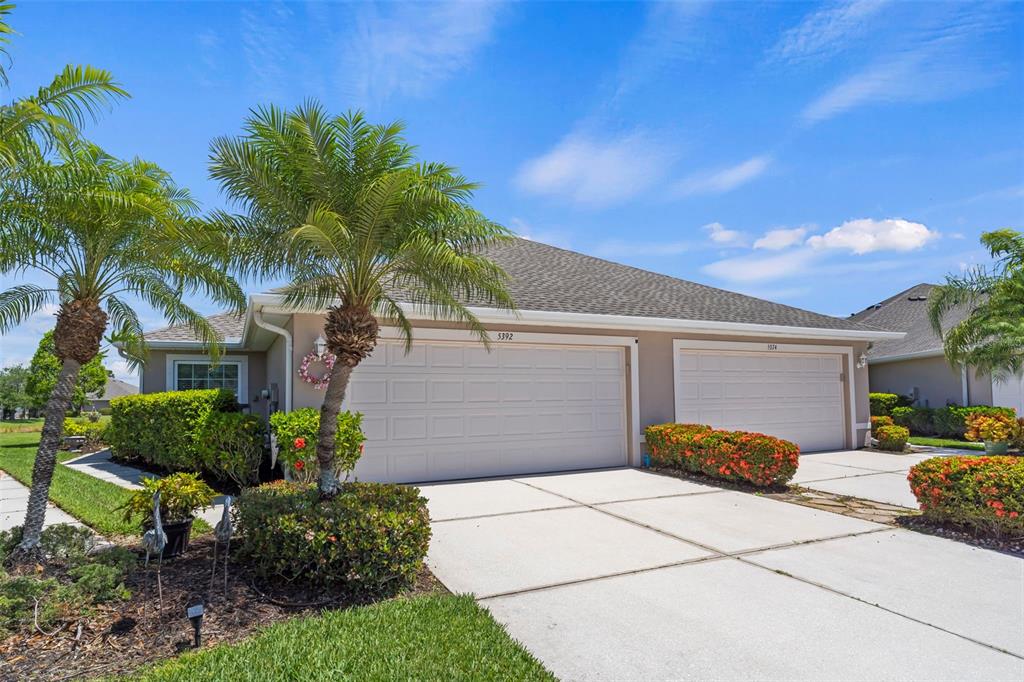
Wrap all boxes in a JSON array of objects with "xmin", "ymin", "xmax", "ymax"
[
  {"xmin": 85, "ymin": 378, "xmax": 138, "ymax": 411},
  {"xmin": 132, "ymin": 238, "xmax": 900, "ymax": 483},
  {"xmin": 850, "ymin": 283, "xmax": 1024, "ymax": 414}
]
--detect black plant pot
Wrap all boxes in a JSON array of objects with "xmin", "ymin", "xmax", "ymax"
[{"xmin": 157, "ymin": 518, "xmax": 194, "ymax": 560}]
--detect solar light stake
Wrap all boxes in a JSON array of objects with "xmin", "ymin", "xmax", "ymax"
[{"xmin": 187, "ymin": 602, "xmax": 205, "ymax": 648}]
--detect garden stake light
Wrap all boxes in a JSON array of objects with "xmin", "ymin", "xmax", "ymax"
[{"xmin": 186, "ymin": 601, "xmax": 205, "ymax": 649}]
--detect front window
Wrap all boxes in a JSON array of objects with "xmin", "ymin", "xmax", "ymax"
[{"xmin": 174, "ymin": 362, "xmax": 240, "ymax": 395}]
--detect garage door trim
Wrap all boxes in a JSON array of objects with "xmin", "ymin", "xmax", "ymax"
[
  {"xmin": 348, "ymin": 326, "xmax": 641, "ymax": 467},
  {"xmin": 672, "ymin": 339, "xmax": 856, "ymax": 450}
]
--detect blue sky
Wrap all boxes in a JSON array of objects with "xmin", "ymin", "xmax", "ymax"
[{"xmin": 1, "ymin": 1, "xmax": 1022, "ymax": 382}]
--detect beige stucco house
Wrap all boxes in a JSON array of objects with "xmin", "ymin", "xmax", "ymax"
[
  {"xmin": 135, "ymin": 238, "xmax": 901, "ymax": 483},
  {"xmin": 851, "ymin": 283, "xmax": 1023, "ymax": 413}
]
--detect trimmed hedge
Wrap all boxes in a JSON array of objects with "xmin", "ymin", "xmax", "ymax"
[
  {"xmin": 62, "ymin": 418, "xmax": 109, "ymax": 449},
  {"xmin": 891, "ymin": 405, "xmax": 1017, "ymax": 438},
  {"xmin": 645, "ymin": 423, "xmax": 799, "ymax": 487},
  {"xmin": 233, "ymin": 481, "xmax": 431, "ymax": 597},
  {"xmin": 268, "ymin": 408, "xmax": 365, "ymax": 484},
  {"xmin": 107, "ymin": 389, "xmax": 239, "ymax": 472},
  {"xmin": 870, "ymin": 415, "xmax": 893, "ymax": 429},
  {"xmin": 869, "ymin": 392, "xmax": 911, "ymax": 417},
  {"xmin": 908, "ymin": 456, "xmax": 1024, "ymax": 536},
  {"xmin": 875, "ymin": 424, "xmax": 909, "ymax": 451}
]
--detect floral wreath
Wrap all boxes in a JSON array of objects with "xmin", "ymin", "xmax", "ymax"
[{"xmin": 298, "ymin": 350, "xmax": 336, "ymax": 389}]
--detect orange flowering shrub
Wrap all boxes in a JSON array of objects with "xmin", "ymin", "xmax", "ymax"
[
  {"xmin": 645, "ymin": 423, "xmax": 799, "ymax": 487},
  {"xmin": 875, "ymin": 424, "xmax": 909, "ymax": 452},
  {"xmin": 964, "ymin": 413, "xmax": 1018, "ymax": 443},
  {"xmin": 870, "ymin": 415, "xmax": 894, "ymax": 429},
  {"xmin": 908, "ymin": 456, "xmax": 1024, "ymax": 536}
]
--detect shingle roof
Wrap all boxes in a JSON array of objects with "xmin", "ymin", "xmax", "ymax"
[
  {"xmin": 145, "ymin": 312, "xmax": 245, "ymax": 343},
  {"xmin": 145, "ymin": 238, "xmax": 886, "ymax": 343},
  {"xmin": 850, "ymin": 283, "xmax": 967, "ymax": 360},
  {"xmin": 460, "ymin": 238, "xmax": 882, "ymax": 330},
  {"xmin": 87, "ymin": 378, "xmax": 138, "ymax": 400}
]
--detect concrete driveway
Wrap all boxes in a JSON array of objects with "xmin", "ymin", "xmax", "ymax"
[
  {"xmin": 421, "ymin": 468, "xmax": 1024, "ymax": 681},
  {"xmin": 795, "ymin": 450, "xmax": 936, "ymax": 508}
]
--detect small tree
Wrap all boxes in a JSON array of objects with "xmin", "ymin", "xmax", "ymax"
[
  {"xmin": 929, "ymin": 229, "xmax": 1024, "ymax": 379},
  {"xmin": 0, "ymin": 365, "xmax": 30, "ymax": 419},
  {"xmin": 27, "ymin": 330, "xmax": 109, "ymax": 413}
]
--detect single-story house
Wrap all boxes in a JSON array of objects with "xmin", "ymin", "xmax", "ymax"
[
  {"xmin": 850, "ymin": 283, "xmax": 1023, "ymax": 413},
  {"xmin": 85, "ymin": 378, "xmax": 138, "ymax": 412},
  {"xmin": 135, "ymin": 238, "xmax": 901, "ymax": 483}
]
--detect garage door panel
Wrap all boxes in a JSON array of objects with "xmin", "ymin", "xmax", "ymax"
[
  {"xmin": 348, "ymin": 339, "xmax": 628, "ymax": 482},
  {"xmin": 677, "ymin": 348, "xmax": 844, "ymax": 452}
]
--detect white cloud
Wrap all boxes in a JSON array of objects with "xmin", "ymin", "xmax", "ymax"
[
  {"xmin": 674, "ymin": 156, "xmax": 771, "ymax": 197},
  {"xmin": 339, "ymin": 1, "xmax": 502, "ymax": 104},
  {"xmin": 703, "ymin": 222, "xmax": 747, "ymax": 247},
  {"xmin": 508, "ymin": 218, "xmax": 573, "ymax": 250},
  {"xmin": 768, "ymin": 0, "xmax": 890, "ymax": 64},
  {"xmin": 240, "ymin": 2, "xmax": 296, "ymax": 99},
  {"xmin": 754, "ymin": 226, "xmax": 811, "ymax": 251},
  {"xmin": 807, "ymin": 218, "xmax": 937, "ymax": 254},
  {"xmin": 515, "ymin": 130, "xmax": 675, "ymax": 208},
  {"xmin": 702, "ymin": 249, "xmax": 818, "ymax": 284}
]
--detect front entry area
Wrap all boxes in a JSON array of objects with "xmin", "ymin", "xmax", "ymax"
[
  {"xmin": 674, "ymin": 340, "xmax": 848, "ymax": 452},
  {"xmin": 346, "ymin": 332, "xmax": 632, "ymax": 483}
]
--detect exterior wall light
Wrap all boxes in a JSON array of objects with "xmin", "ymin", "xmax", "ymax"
[
  {"xmin": 314, "ymin": 334, "xmax": 328, "ymax": 357},
  {"xmin": 856, "ymin": 352, "xmax": 868, "ymax": 369}
]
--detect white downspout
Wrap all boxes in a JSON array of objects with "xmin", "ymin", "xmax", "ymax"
[
  {"xmin": 961, "ymin": 365, "xmax": 969, "ymax": 406},
  {"xmin": 253, "ymin": 309, "xmax": 293, "ymax": 412}
]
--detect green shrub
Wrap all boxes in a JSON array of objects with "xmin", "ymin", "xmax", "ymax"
[
  {"xmin": 98, "ymin": 407, "xmax": 112, "ymax": 416},
  {"xmin": 869, "ymin": 392, "xmax": 911, "ymax": 417},
  {"xmin": 908, "ymin": 456, "xmax": 1024, "ymax": 536},
  {"xmin": 875, "ymin": 424, "xmax": 909, "ymax": 451},
  {"xmin": 62, "ymin": 417, "xmax": 109, "ymax": 449},
  {"xmin": 268, "ymin": 408, "xmax": 365, "ymax": 483},
  {"xmin": 870, "ymin": 415, "xmax": 893, "ymax": 429},
  {"xmin": 197, "ymin": 411, "xmax": 266, "ymax": 488},
  {"xmin": 891, "ymin": 405, "xmax": 1017, "ymax": 438},
  {"xmin": 120, "ymin": 473, "xmax": 217, "ymax": 525},
  {"xmin": 234, "ymin": 480, "xmax": 430, "ymax": 596},
  {"xmin": 644, "ymin": 423, "xmax": 799, "ymax": 487},
  {"xmin": 107, "ymin": 388, "xmax": 238, "ymax": 471}
]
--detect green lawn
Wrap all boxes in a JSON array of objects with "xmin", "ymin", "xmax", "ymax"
[
  {"xmin": 0, "ymin": 418, "xmax": 44, "ymax": 433},
  {"xmin": 124, "ymin": 594, "xmax": 553, "ymax": 681},
  {"xmin": 0, "ymin": 431, "xmax": 209, "ymax": 537},
  {"xmin": 908, "ymin": 436, "xmax": 986, "ymax": 451}
]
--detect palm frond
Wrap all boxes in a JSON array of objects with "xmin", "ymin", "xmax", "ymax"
[{"xmin": 0, "ymin": 284, "xmax": 55, "ymax": 333}]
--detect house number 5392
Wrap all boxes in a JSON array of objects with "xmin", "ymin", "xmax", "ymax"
[{"xmin": 497, "ymin": 332, "xmax": 514, "ymax": 341}]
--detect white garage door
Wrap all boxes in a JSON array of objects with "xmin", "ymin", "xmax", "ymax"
[
  {"xmin": 992, "ymin": 374, "xmax": 1024, "ymax": 415},
  {"xmin": 347, "ymin": 339, "xmax": 628, "ymax": 483},
  {"xmin": 676, "ymin": 348, "xmax": 845, "ymax": 452}
]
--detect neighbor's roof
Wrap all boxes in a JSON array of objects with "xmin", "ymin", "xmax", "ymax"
[
  {"xmin": 850, "ymin": 283, "xmax": 967, "ymax": 361},
  {"xmin": 145, "ymin": 311, "xmax": 245, "ymax": 344},
  {"xmin": 144, "ymin": 238, "xmax": 890, "ymax": 343},
  {"xmin": 87, "ymin": 378, "xmax": 138, "ymax": 400}
]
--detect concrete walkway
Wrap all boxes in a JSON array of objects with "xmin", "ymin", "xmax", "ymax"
[
  {"xmin": 1, "ymin": 471, "xmax": 82, "ymax": 532},
  {"xmin": 421, "ymin": 468, "xmax": 1024, "ymax": 681},
  {"xmin": 794, "ymin": 449, "xmax": 937, "ymax": 508},
  {"xmin": 63, "ymin": 449, "xmax": 226, "ymax": 526}
]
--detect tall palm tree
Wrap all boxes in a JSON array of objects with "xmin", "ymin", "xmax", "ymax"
[
  {"xmin": 0, "ymin": 4, "xmax": 128, "ymax": 167},
  {"xmin": 210, "ymin": 103, "xmax": 514, "ymax": 497},
  {"xmin": 0, "ymin": 139, "xmax": 244, "ymax": 557},
  {"xmin": 929, "ymin": 229, "xmax": 1024, "ymax": 378}
]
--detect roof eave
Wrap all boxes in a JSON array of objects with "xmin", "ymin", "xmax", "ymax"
[
  {"xmin": 251, "ymin": 293, "xmax": 905, "ymax": 343},
  {"xmin": 868, "ymin": 349, "xmax": 946, "ymax": 365}
]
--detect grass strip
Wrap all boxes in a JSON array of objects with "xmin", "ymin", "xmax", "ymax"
[
  {"xmin": 123, "ymin": 594, "xmax": 553, "ymax": 681},
  {"xmin": 908, "ymin": 436, "xmax": 986, "ymax": 451},
  {"xmin": 0, "ymin": 432, "xmax": 210, "ymax": 536}
]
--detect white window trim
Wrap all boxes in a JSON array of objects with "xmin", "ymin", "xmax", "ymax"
[
  {"xmin": 356, "ymin": 326, "xmax": 642, "ymax": 467},
  {"xmin": 672, "ymin": 339, "xmax": 857, "ymax": 450},
  {"xmin": 166, "ymin": 354, "xmax": 248, "ymax": 404}
]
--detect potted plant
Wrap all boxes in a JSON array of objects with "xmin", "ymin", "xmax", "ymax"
[
  {"xmin": 120, "ymin": 473, "xmax": 216, "ymax": 559},
  {"xmin": 964, "ymin": 413, "xmax": 1019, "ymax": 455}
]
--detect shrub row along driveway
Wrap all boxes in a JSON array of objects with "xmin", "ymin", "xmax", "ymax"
[{"xmin": 421, "ymin": 468, "xmax": 1023, "ymax": 681}]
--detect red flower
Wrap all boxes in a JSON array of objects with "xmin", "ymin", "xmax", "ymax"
[
  {"xmin": 359, "ymin": 443, "xmax": 365, "ymax": 454},
  {"xmin": 294, "ymin": 459, "xmax": 305, "ymax": 471},
  {"xmin": 294, "ymin": 437, "xmax": 306, "ymax": 450}
]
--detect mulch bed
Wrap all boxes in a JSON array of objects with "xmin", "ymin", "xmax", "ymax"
[{"xmin": 1, "ymin": 537, "xmax": 446, "ymax": 681}]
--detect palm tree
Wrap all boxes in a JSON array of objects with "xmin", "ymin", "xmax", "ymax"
[
  {"xmin": 0, "ymin": 139, "xmax": 244, "ymax": 557},
  {"xmin": 0, "ymin": 4, "xmax": 128, "ymax": 167},
  {"xmin": 209, "ymin": 103, "xmax": 514, "ymax": 497},
  {"xmin": 929, "ymin": 229, "xmax": 1024, "ymax": 378}
]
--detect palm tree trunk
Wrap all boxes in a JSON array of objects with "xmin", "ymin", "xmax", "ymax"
[
  {"xmin": 15, "ymin": 357, "xmax": 81, "ymax": 554},
  {"xmin": 316, "ymin": 361, "xmax": 354, "ymax": 498}
]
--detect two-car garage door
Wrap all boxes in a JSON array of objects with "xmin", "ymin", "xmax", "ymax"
[
  {"xmin": 347, "ymin": 338, "xmax": 629, "ymax": 483},
  {"xmin": 675, "ymin": 346, "xmax": 846, "ymax": 452}
]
